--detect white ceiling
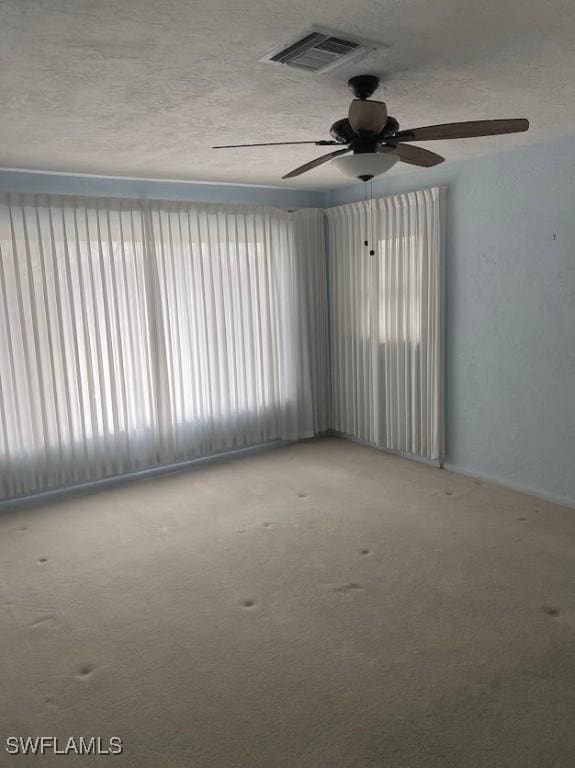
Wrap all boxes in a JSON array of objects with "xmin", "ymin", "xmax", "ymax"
[{"xmin": 2, "ymin": 0, "xmax": 575, "ymax": 189}]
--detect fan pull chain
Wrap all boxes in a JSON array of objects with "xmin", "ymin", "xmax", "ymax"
[
  {"xmin": 369, "ymin": 179, "xmax": 375, "ymax": 256},
  {"xmin": 363, "ymin": 180, "xmax": 375, "ymax": 255},
  {"xmin": 364, "ymin": 182, "xmax": 369, "ymax": 249}
]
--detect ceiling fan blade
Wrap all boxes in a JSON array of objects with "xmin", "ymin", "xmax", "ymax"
[
  {"xmin": 212, "ymin": 140, "xmax": 338, "ymax": 148},
  {"xmin": 395, "ymin": 118, "xmax": 529, "ymax": 142},
  {"xmin": 393, "ymin": 144, "xmax": 445, "ymax": 168},
  {"xmin": 282, "ymin": 148, "xmax": 351, "ymax": 179},
  {"xmin": 348, "ymin": 100, "xmax": 388, "ymax": 134}
]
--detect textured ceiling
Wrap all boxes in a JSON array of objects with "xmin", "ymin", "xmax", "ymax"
[{"xmin": 2, "ymin": 0, "xmax": 575, "ymax": 189}]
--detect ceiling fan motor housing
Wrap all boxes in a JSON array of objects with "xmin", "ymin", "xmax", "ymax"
[
  {"xmin": 330, "ymin": 118, "xmax": 357, "ymax": 143},
  {"xmin": 330, "ymin": 115, "xmax": 400, "ymax": 144}
]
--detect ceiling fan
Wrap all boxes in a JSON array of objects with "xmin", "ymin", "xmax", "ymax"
[{"xmin": 213, "ymin": 75, "xmax": 529, "ymax": 182}]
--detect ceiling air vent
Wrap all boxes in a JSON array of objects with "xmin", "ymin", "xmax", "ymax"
[{"xmin": 262, "ymin": 28, "xmax": 377, "ymax": 74}]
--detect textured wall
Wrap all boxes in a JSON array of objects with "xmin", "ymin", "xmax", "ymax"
[{"xmin": 324, "ymin": 136, "xmax": 575, "ymax": 506}]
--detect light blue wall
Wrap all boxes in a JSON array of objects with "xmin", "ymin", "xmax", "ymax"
[
  {"xmin": 323, "ymin": 135, "xmax": 575, "ymax": 506},
  {"xmin": 0, "ymin": 169, "xmax": 324, "ymax": 209}
]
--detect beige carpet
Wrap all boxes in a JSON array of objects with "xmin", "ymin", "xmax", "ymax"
[{"xmin": 1, "ymin": 438, "xmax": 575, "ymax": 767}]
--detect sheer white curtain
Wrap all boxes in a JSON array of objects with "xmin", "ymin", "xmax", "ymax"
[
  {"xmin": 0, "ymin": 194, "xmax": 326, "ymax": 499},
  {"xmin": 326, "ymin": 187, "xmax": 445, "ymax": 460}
]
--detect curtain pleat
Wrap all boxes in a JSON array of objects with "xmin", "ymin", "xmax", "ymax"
[
  {"xmin": 0, "ymin": 194, "xmax": 326, "ymax": 499},
  {"xmin": 326, "ymin": 187, "xmax": 445, "ymax": 460}
]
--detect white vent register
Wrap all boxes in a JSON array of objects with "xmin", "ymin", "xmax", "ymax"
[{"xmin": 262, "ymin": 28, "xmax": 378, "ymax": 73}]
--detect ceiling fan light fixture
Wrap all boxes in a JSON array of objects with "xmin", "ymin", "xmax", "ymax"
[{"xmin": 332, "ymin": 151, "xmax": 399, "ymax": 181}]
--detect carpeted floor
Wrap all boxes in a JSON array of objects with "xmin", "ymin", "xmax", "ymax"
[{"xmin": 1, "ymin": 438, "xmax": 575, "ymax": 767}]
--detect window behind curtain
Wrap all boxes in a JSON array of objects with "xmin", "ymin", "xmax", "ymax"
[
  {"xmin": 354, "ymin": 233, "xmax": 421, "ymax": 344},
  {"xmin": 0, "ymin": 199, "xmax": 157, "ymax": 494},
  {"xmin": 327, "ymin": 188, "xmax": 444, "ymax": 459},
  {"xmin": 148, "ymin": 204, "xmax": 290, "ymax": 457},
  {"xmin": 0, "ymin": 195, "xmax": 326, "ymax": 499}
]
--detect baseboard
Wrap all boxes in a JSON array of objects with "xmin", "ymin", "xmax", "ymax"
[
  {"xmin": 4, "ymin": 434, "xmax": 573, "ymax": 513},
  {"xmin": 0, "ymin": 439, "xmax": 291, "ymax": 512},
  {"xmin": 328, "ymin": 430, "xmax": 575, "ymax": 509},
  {"xmin": 443, "ymin": 462, "xmax": 575, "ymax": 510}
]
